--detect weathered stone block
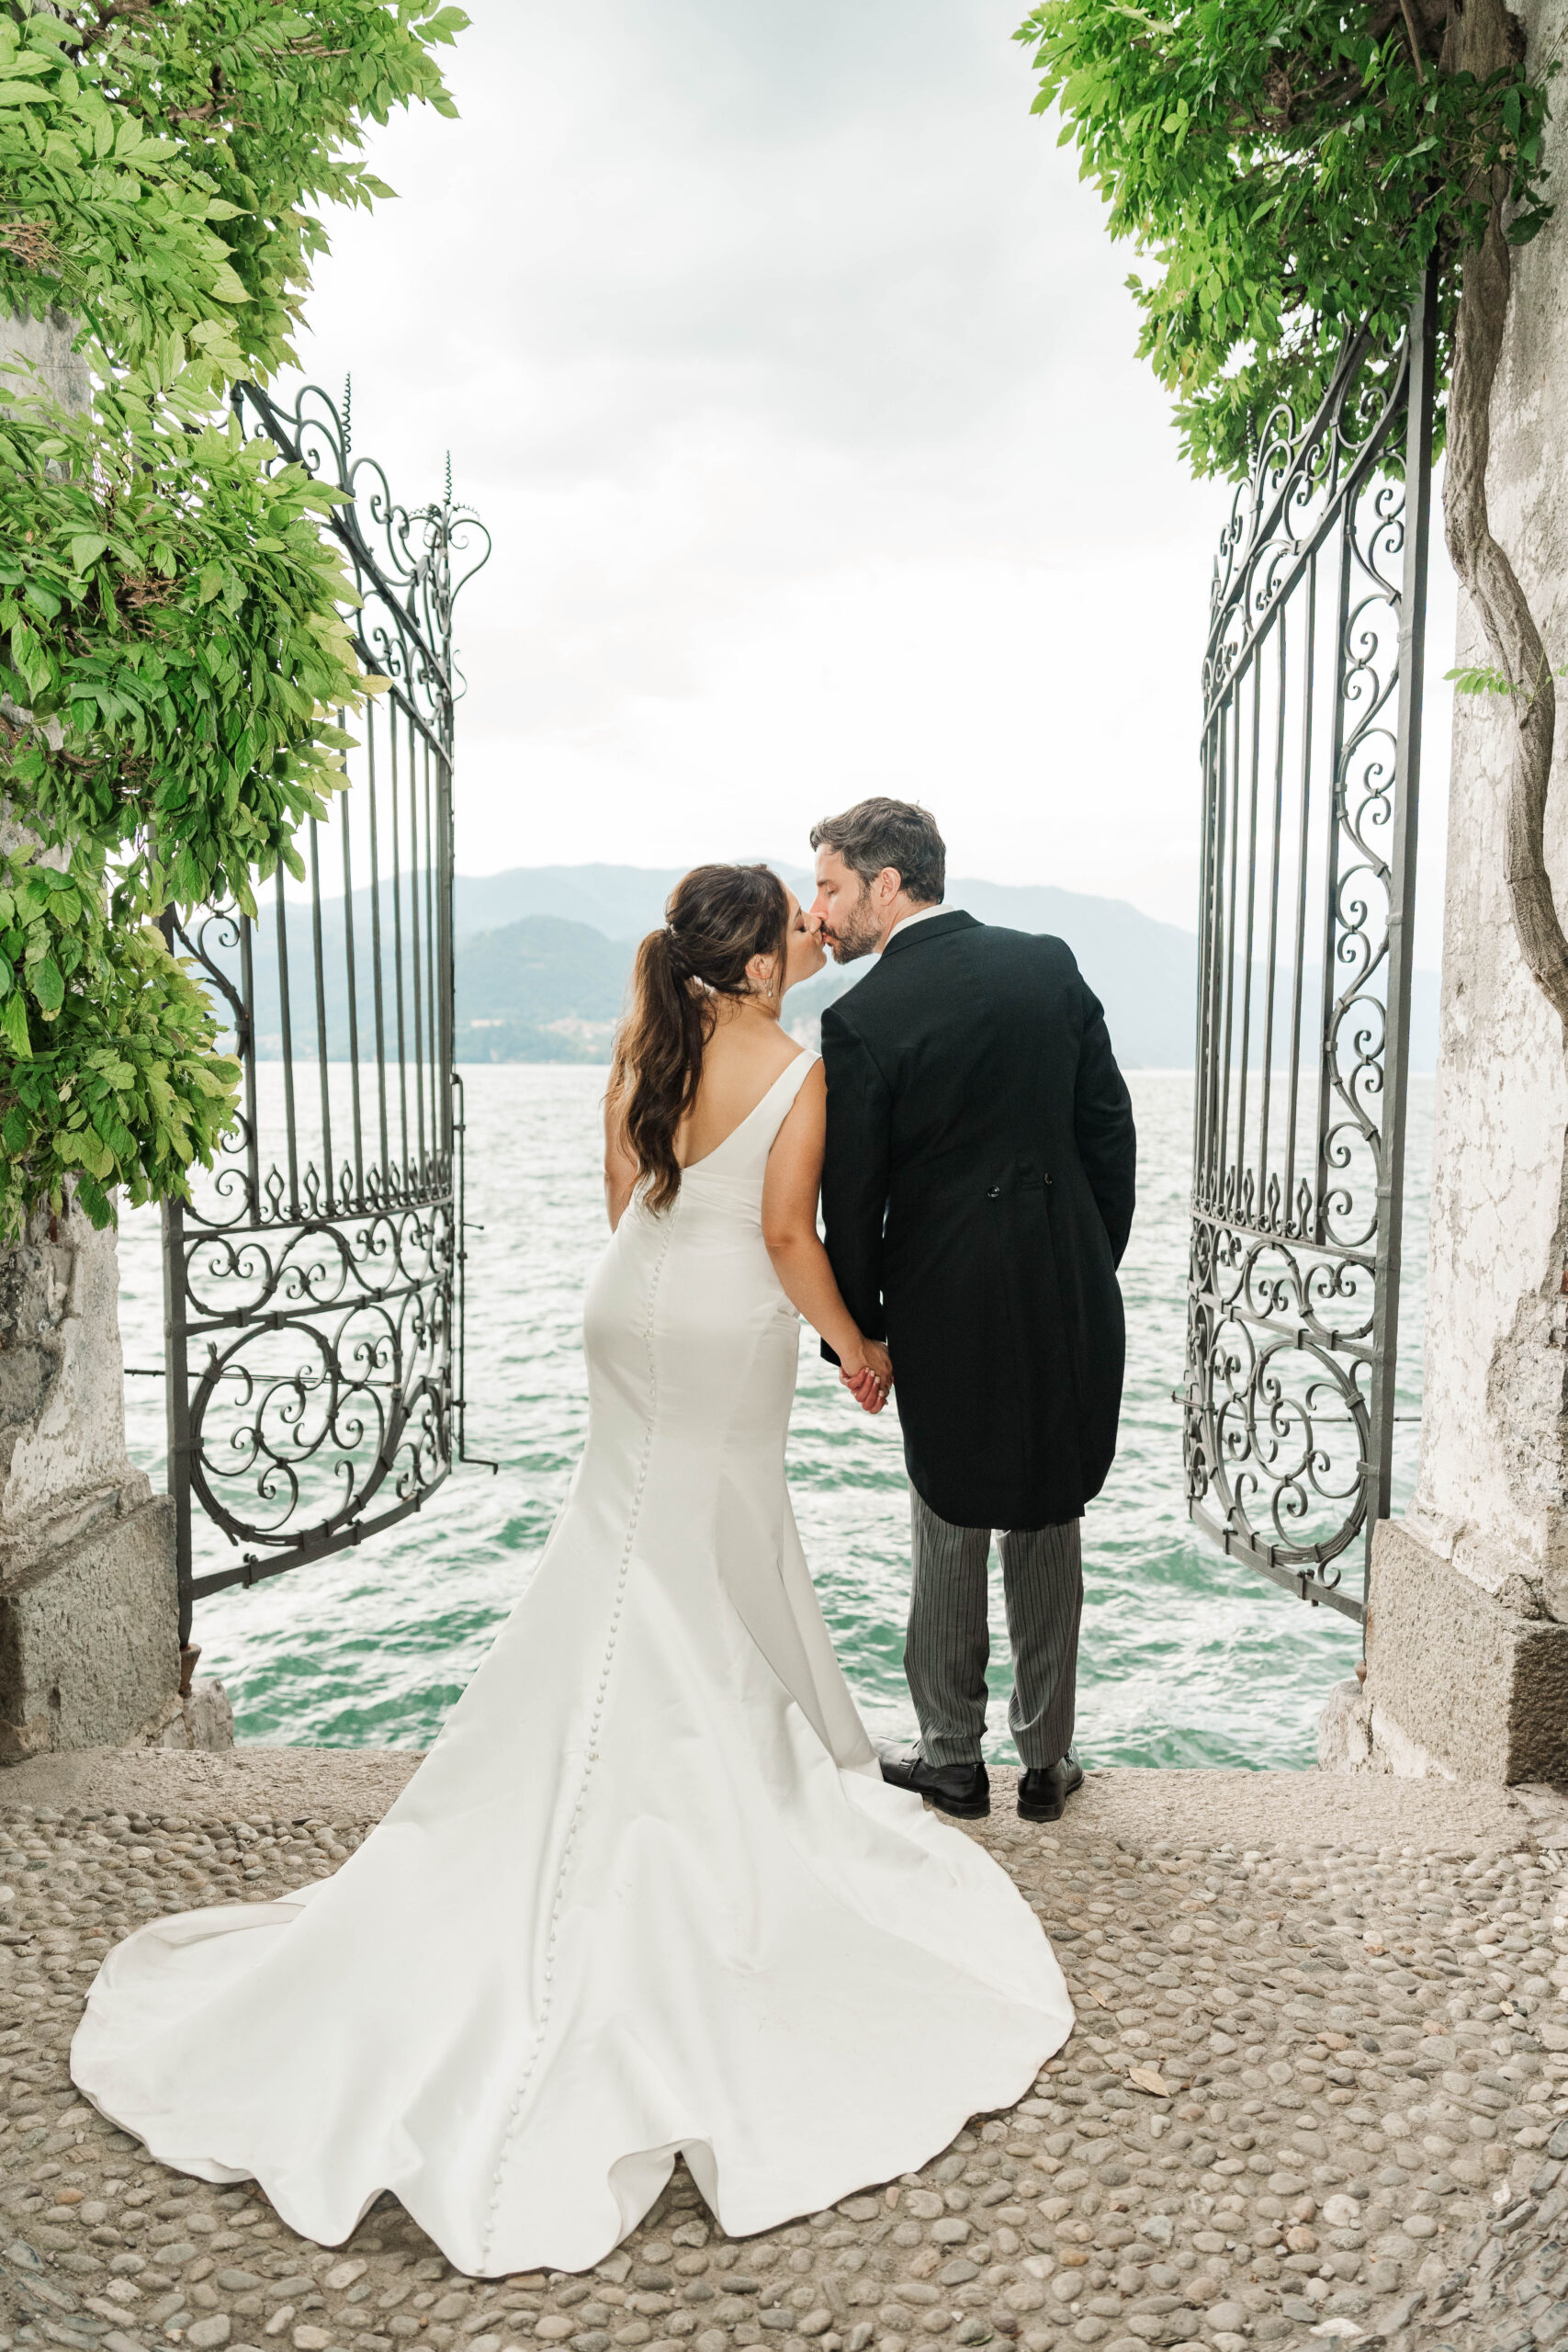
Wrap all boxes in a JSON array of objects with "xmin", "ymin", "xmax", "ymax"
[
  {"xmin": 0, "ymin": 1196, "xmax": 146, "ymax": 1568},
  {"xmin": 0, "ymin": 1494, "xmax": 179, "ymax": 1762},
  {"xmin": 1365, "ymin": 1520, "xmax": 1568, "ymax": 1782},
  {"xmin": 1317, "ymin": 1678, "xmax": 1373, "ymax": 1771},
  {"xmin": 1316, "ymin": 1672, "xmax": 1459, "ymax": 1779},
  {"xmin": 157, "ymin": 1678, "xmax": 236, "ymax": 1754}
]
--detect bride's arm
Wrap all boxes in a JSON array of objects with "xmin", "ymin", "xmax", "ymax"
[
  {"xmin": 604, "ymin": 1091, "xmax": 638, "ymax": 1231},
  {"xmin": 761, "ymin": 1063, "xmax": 892, "ymax": 1411}
]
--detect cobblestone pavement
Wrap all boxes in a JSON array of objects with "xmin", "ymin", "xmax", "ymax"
[{"xmin": 0, "ymin": 1772, "xmax": 1565, "ymax": 2352}]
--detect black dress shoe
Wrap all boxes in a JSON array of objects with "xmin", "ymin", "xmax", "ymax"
[
  {"xmin": 1018, "ymin": 1757, "xmax": 1085, "ymax": 1823},
  {"xmin": 877, "ymin": 1740, "xmax": 990, "ymax": 1819}
]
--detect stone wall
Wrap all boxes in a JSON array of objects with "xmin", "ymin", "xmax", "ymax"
[
  {"xmin": 0, "ymin": 301, "xmax": 90, "ymax": 415},
  {"xmin": 1348, "ymin": 0, "xmax": 1568, "ymax": 1782},
  {"xmin": 0, "ymin": 1197, "xmax": 182, "ymax": 1760}
]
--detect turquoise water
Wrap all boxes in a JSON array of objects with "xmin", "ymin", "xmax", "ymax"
[{"xmin": 114, "ymin": 1067, "xmax": 1432, "ymax": 1770}]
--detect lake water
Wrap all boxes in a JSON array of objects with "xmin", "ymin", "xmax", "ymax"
[{"xmin": 114, "ymin": 1067, "xmax": 1433, "ymax": 1770}]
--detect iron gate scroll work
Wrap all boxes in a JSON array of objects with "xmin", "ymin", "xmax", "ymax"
[
  {"xmin": 163, "ymin": 380, "xmax": 491, "ymax": 1643},
  {"xmin": 1182, "ymin": 266, "xmax": 1436, "ymax": 1622}
]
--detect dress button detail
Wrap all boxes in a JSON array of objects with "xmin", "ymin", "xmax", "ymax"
[{"xmin": 478, "ymin": 1195, "xmax": 678, "ymax": 2267}]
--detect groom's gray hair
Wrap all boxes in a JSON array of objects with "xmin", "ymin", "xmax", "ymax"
[{"xmin": 809, "ymin": 797, "xmax": 945, "ymax": 907}]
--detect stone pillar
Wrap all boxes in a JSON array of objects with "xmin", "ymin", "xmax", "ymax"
[
  {"xmin": 1322, "ymin": 0, "xmax": 1568, "ymax": 1783},
  {"xmin": 0, "ymin": 1203, "xmax": 186, "ymax": 1758},
  {"xmin": 0, "ymin": 307, "xmax": 231, "ymax": 1759}
]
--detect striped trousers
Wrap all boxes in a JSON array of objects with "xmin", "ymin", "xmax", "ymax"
[{"xmin": 905, "ymin": 1486, "xmax": 1082, "ymax": 1770}]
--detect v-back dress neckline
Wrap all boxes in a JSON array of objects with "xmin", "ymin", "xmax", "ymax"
[{"xmin": 679, "ymin": 1049, "xmax": 808, "ymax": 1173}]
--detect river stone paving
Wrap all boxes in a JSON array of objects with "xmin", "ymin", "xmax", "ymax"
[{"xmin": 0, "ymin": 1760, "xmax": 1564, "ymax": 2352}]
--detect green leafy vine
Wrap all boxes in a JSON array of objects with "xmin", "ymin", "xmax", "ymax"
[
  {"xmin": 0, "ymin": 0, "xmax": 468, "ymax": 1237},
  {"xmin": 1016, "ymin": 0, "xmax": 1553, "ymax": 481},
  {"xmin": 0, "ymin": 843, "xmax": 239, "ymax": 1233},
  {"xmin": 0, "ymin": 380, "xmax": 368, "ymax": 919}
]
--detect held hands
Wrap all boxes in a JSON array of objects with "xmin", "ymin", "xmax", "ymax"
[{"xmin": 839, "ymin": 1339, "xmax": 894, "ymax": 1417}]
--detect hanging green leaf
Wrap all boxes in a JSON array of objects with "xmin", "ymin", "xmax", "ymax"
[
  {"xmin": 0, "ymin": 986, "xmax": 31, "ymax": 1061},
  {"xmin": 29, "ymin": 954, "xmax": 64, "ymax": 1019},
  {"xmin": 1016, "ymin": 0, "xmax": 1557, "ymax": 479}
]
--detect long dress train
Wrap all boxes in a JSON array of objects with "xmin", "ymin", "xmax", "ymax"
[{"xmin": 71, "ymin": 1053, "xmax": 1073, "ymax": 2276}]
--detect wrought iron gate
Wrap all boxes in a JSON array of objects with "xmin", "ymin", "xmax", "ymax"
[
  {"xmin": 1182, "ymin": 267, "xmax": 1437, "ymax": 1621},
  {"xmin": 162, "ymin": 380, "xmax": 491, "ymax": 1645}
]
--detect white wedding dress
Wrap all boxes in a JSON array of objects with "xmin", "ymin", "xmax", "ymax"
[{"xmin": 72, "ymin": 1053, "xmax": 1073, "ymax": 2277}]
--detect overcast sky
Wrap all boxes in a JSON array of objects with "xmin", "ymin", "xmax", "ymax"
[{"xmin": 285, "ymin": 0, "xmax": 1455, "ymax": 956}]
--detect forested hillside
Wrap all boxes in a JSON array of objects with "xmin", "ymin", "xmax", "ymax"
[
  {"xmin": 236, "ymin": 865, "xmax": 1438, "ymax": 1070},
  {"xmin": 450, "ymin": 866, "xmax": 1205, "ymax": 1065},
  {"xmin": 446, "ymin": 867, "xmax": 1438, "ymax": 1069}
]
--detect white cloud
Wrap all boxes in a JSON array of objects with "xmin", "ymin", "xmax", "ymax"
[{"xmin": 284, "ymin": 0, "xmax": 1452, "ymax": 957}]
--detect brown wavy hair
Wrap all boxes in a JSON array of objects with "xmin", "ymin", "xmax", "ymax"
[{"xmin": 608, "ymin": 864, "xmax": 791, "ymax": 1211}]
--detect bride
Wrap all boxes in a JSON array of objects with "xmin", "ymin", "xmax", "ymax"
[{"xmin": 71, "ymin": 862, "xmax": 1073, "ymax": 2278}]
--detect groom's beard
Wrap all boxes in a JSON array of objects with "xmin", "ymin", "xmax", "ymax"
[{"xmin": 824, "ymin": 888, "xmax": 884, "ymax": 964}]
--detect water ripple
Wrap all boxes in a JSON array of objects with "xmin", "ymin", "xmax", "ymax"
[{"xmin": 114, "ymin": 1067, "xmax": 1430, "ymax": 1769}]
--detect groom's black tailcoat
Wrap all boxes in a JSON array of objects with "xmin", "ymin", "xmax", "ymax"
[{"xmin": 819, "ymin": 910, "xmax": 1136, "ymax": 1532}]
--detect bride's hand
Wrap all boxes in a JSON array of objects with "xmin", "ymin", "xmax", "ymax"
[{"xmin": 839, "ymin": 1340, "xmax": 893, "ymax": 1415}]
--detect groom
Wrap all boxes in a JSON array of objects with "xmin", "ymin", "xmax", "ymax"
[{"xmin": 810, "ymin": 797, "xmax": 1135, "ymax": 1824}]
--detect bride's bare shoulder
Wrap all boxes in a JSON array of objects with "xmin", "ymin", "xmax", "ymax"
[{"xmin": 703, "ymin": 1022, "xmax": 803, "ymax": 1090}]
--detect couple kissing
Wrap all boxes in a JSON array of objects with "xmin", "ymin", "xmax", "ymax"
[{"xmin": 70, "ymin": 796, "xmax": 1138, "ymax": 2280}]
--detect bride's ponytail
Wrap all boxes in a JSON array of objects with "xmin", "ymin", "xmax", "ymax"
[{"xmin": 608, "ymin": 864, "xmax": 789, "ymax": 1212}]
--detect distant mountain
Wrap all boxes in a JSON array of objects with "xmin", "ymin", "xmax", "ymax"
[
  {"xmin": 227, "ymin": 863, "xmax": 1438, "ymax": 1072},
  {"xmin": 453, "ymin": 865, "xmax": 1205, "ymax": 1066},
  {"xmin": 454, "ymin": 866, "xmax": 700, "ymax": 946},
  {"xmin": 457, "ymin": 916, "xmax": 628, "ymax": 1062},
  {"xmin": 452, "ymin": 865, "xmax": 1438, "ymax": 1070}
]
